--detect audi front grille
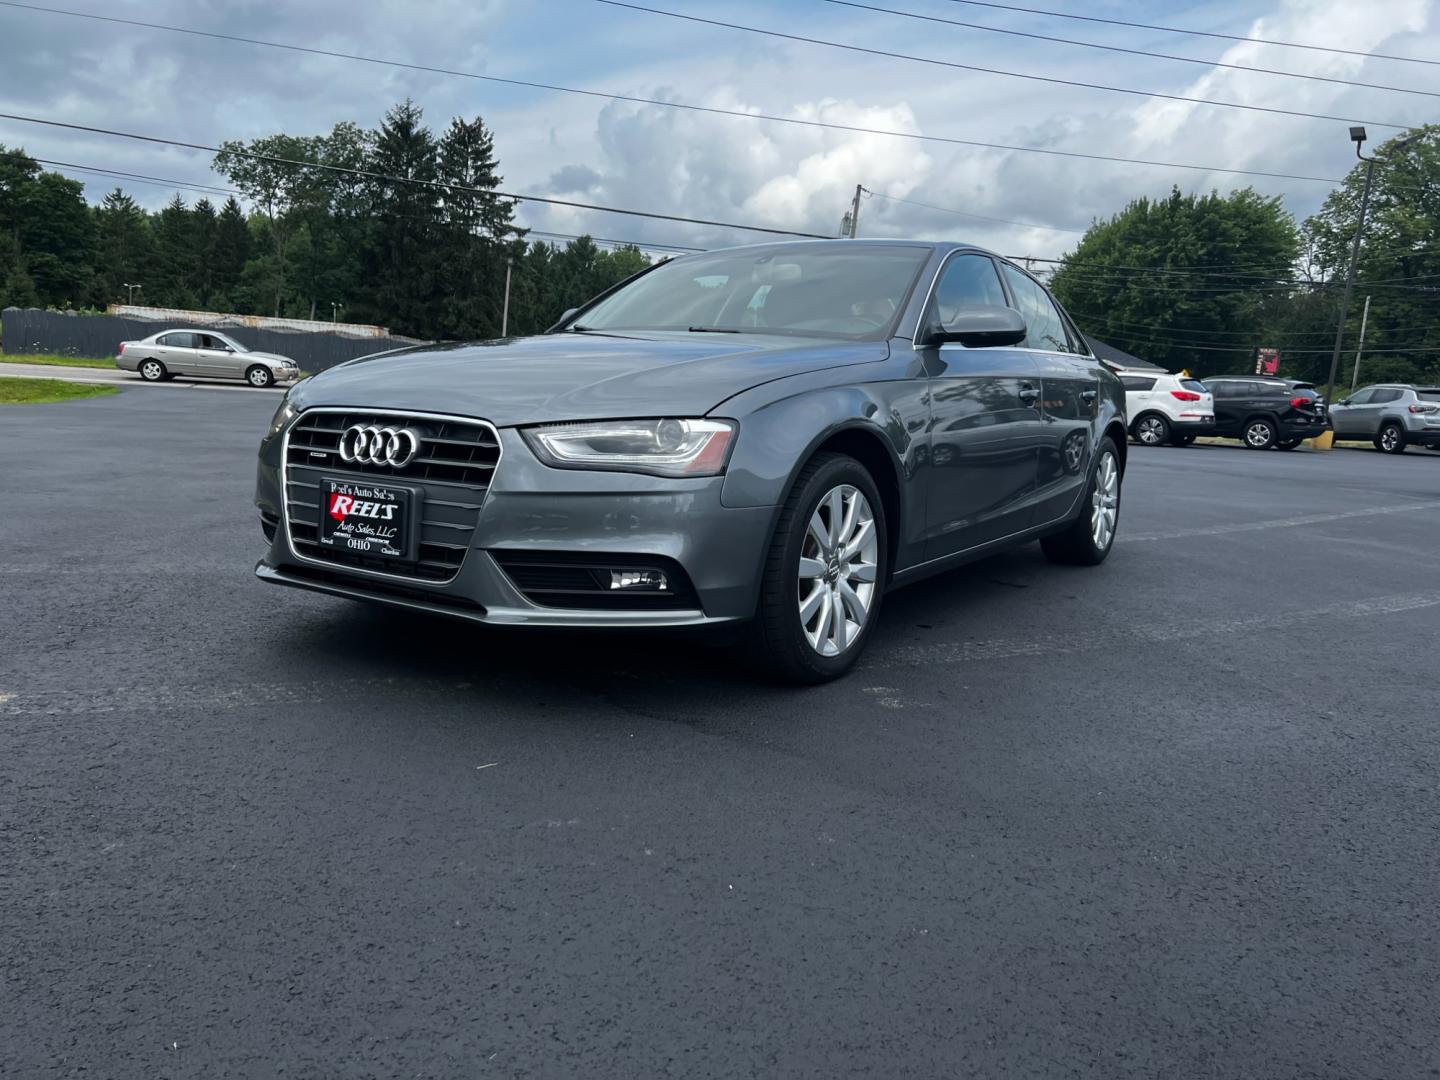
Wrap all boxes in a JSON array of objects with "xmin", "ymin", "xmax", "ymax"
[{"xmin": 282, "ymin": 409, "xmax": 501, "ymax": 583}]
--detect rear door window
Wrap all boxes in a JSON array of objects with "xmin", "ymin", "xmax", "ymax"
[
  {"xmin": 1371, "ymin": 388, "xmax": 1403, "ymax": 404},
  {"xmin": 1120, "ymin": 376, "xmax": 1157, "ymax": 391},
  {"xmin": 160, "ymin": 332, "xmax": 198, "ymax": 349}
]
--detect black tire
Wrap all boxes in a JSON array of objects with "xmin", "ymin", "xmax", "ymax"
[
  {"xmin": 1131, "ymin": 414, "xmax": 1170, "ymax": 447},
  {"xmin": 749, "ymin": 452, "xmax": 888, "ymax": 684},
  {"xmin": 1242, "ymin": 417, "xmax": 1277, "ymax": 450},
  {"xmin": 138, "ymin": 358, "xmax": 167, "ymax": 382},
  {"xmin": 245, "ymin": 365, "xmax": 275, "ymax": 389},
  {"xmin": 1172, "ymin": 433, "xmax": 1197, "ymax": 447},
  {"xmin": 1376, "ymin": 422, "xmax": 1407, "ymax": 454},
  {"xmin": 1041, "ymin": 436, "xmax": 1121, "ymax": 567},
  {"xmin": 1276, "ymin": 438, "xmax": 1303, "ymax": 450}
]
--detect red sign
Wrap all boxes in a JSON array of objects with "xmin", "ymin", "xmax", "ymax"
[{"xmin": 1254, "ymin": 348, "xmax": 1280, "ymax": 375}]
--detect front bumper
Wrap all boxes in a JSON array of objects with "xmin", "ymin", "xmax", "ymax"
[{"xmin": 255, "ymin": 426, "xmax": 778, "ymax": 628}]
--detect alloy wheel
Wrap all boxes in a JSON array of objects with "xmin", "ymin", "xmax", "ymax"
[
  {"xmin": 1090, "ymin": 451, "xmax": 1119, "ymax": 551},
  {"xmin": 1381, "ymin": 426, "xmax": 1401, "ymax": 452},
  {"xmin": 1245, "ymin": 422, "xmax": 1273, "ymax": 449},
  {"xmin": 140, "ymin": 361, "xmax": 161, "ymax": 380},
  {"xmin": 797, "ymin": 484, "xmax": 879, "ymax": 657},
  {"xmin": 1136, "ymin": 418, "xmax": 1164, "ymax": 445}
]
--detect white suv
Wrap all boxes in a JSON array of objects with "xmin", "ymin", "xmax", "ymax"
[{"xmin": 1117, "ymin": 370, "xmax": 1216, "ymax": 447}]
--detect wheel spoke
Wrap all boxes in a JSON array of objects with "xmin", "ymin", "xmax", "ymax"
[
  {"xmin": 842, "ymin": 519, "xmax": 874, "ymax": 561},
  {"xmin": 830, "ymin": 591, "xmax": 848, "ymax": 652},
  {"xmin": 847, "ymin": 561, "xmax": 877, "ymax": 584},
  {"xmin": 812, "ymin": 589, "xmax": 833, "ymax": 647},
  {"xmin": 808, "ymin": 510, "xmax": 830, "ymax": 554},
  {"xmin": 798, "ymin": 557, "xmax": 826, "ymax": 580},
  {"xmin": 799, "ymin": 582, "xmax": 826, "ymax": 623},
  {"xmin": 825, "ymin": 488, "xmax": 844, "ymax": 547},
  {"xmin": 837, "ymin": 579, "xmax": 867, "ymax": 621}
]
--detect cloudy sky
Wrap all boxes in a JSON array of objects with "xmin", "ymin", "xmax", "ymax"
[{"xmin": 1, "ymin": 0, "xmax": 1435, "ymax": 260}]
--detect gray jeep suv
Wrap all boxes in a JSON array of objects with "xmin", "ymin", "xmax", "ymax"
[
  {"xmin": 1329, "ymin": 384, "xmax": 1440, "ymax": 453},
  {"xmin": 255, "ymin": 240, "xmax": 1126, "ymax": 682}
]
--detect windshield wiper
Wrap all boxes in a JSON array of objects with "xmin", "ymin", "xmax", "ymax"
[
  {"xmin": 566, "ymin": 324, "xmax": 597, "ymax": 333},
  {"xmin": 687, "ymin": 326, "xmax": 741, "ymax": 333}
]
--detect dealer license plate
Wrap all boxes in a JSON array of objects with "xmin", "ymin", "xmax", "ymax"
[{"xmin": 318, "ymin": 477, "xmax": 416, "ymax": 560}]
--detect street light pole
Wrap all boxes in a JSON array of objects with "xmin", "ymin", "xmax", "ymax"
[
  {"xmin": 122, "ymin": 282, "xmax": 141, "ymax": 304},
  {"xmin": 501, "ymin": 257, "xmax": 514, "ymax": 337},
  {"xmin": 1350, "ymin": 294, "xmax": 1371, "ymax": 393},
  {"xmin": 1324, "ymin": 126, "xmax": 1420, "ymax": 398}
]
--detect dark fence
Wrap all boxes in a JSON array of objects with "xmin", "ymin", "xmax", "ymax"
[{"xmin": 1, "ymin": 308, "xmax": 428, "ymax": 373}]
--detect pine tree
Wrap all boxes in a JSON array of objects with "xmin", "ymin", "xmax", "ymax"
[
  {"xmin": 437, "ymin": 114, "xmax": 521, "ymax": 338},
  {"xmin": 191, "ymin": 197, "xmax": 218, "ymax": 307},
  {"xmin": 92, "ymin": 188, "xmax": 154, "ymax": 307},
  {"xmin": 363, "ymin": 99, "xmax": 441, "ymax": 336},
  {"xmin": 212, "ymin": 196, "xmax": 250, "ymax": 307},
  {"xmin": 151, "ymin": 193, "xmax": 197, "ymax": 308}
]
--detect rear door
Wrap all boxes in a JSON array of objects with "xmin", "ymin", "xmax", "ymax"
[
  {"xmin": 998, "ymin": 261, "xmax": 1096, "ymax": 525},
  {"xmin": 922, "ymin": 251, "xmax": 1043, "ymax": 557}
]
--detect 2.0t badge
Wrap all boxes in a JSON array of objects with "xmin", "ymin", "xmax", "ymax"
[{"xmin": 318, "ymin": 477, "xmax": 415, "ymax": 560}]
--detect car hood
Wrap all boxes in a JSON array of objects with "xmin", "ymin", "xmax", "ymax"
[
  {"xmin": 292, "ymin": 332, "xmax": 887, "ymax": 426},
  {"xmin": 245, "ymin": 351, "xmax": 296, "ymax": 366}
]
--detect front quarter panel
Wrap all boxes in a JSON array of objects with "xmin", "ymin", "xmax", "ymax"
[{"xmin": 717, "ymin": 347, "xmax": 931, "ymax": 570}]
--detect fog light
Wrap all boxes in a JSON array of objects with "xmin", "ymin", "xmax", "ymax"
[{"xmin": 609, "ymin": 569, "xmax": 668, "ymax": 591}]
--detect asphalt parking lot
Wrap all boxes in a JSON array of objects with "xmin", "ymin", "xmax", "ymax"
[{"xmin": 3, "ymin": 388, "xmax": 1439, "ymax": 1079}]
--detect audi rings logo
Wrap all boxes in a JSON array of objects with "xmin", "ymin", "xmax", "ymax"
[{"xmin": 339, "ymin": 424, "xmax": 422, "ymax": 468}]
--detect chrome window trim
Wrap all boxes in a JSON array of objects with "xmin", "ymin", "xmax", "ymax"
[{"xmin": 280, "ymin": 406, "xmax": 503, "ymax": 588}]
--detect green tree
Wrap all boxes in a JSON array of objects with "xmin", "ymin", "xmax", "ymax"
[
  {"xmin": 151, "ymin": 193, "xmax": 198, "ymax": 308},
  {"xmin": 213, "ymin": 133, "xmax": 323, "ymax": 315},
  {"xmin": 361, "ymin": 99, "xmax": 441, "ymax": 335},
  {"xmin": 1049, "ymin": 186, "xmax": 1300, "ymax": 377},
  {"xmin": 211, "ymin": 195, "xmax": 250, "ymax": 307},
  {"xmin": 437, "ymin": 113, "xmax": 522, "ymax": 337},
  {"xmin": 1302, "ymin": 124, "xmax": 1440, "ymax": 389},
  {"xmin": 92, "ymin": 188, "xmax": 155, "ymax": 307}
]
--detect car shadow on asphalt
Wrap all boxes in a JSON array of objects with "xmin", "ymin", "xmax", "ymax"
[{"xmin": 267, "ymin": 548, "xmax": 1056, "ymax": 699}]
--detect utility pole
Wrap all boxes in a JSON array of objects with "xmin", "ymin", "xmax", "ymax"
[
  {"xmin": 848, "ymin": 184, "xmax": 863, "ymax": 239},
  {"xmin": 501, "ymin": 257, "xmax": 514, "ymax": 337},
  {"xmin": 1350, "ymin": 294, "xmax": 1371, "ymax": 393},
  {"xmin": 1325, "ymin": 127, "xmax": 1420, "ymax": 398},
  {"xmin": 122, "ymin": 282, "xmax": 141, "ymax": 304}
]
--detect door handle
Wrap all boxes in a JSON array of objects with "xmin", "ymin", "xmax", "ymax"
[{"xmin": 1019, "ymin": 385, "xmax": 1041, "ymax": 406}]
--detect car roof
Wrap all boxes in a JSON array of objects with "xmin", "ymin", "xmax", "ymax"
[{"xmin": 664, "ymin": 238, "xmax": 1000, "ymax": 259}]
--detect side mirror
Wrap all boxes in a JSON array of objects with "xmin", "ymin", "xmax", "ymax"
[
  {"xmin": 924, "ymin": 305, "xmax": 1027, "ymax": 348},
  {"xmin": 1337, "ymin": 398, "xmax": 1350, "ymax": 406}
]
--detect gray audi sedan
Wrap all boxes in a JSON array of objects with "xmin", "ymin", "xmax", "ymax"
[{"xmin": 255, "ymin": 240, "xmax": 1125, "ymax": 681}]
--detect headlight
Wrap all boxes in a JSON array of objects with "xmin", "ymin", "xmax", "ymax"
[
  {"xmin": 524, "ymin": 418, "xmax": 736, "ymax": 477},
  {"xmin": 267, "ymin": 395, "xmax": 299, "ymax": 438}
]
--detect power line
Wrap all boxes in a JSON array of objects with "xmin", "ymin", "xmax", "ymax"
[
  {"xmin": 828, "ymin": 0, "xmax": 1440, "ymax": 99},
  {"xmin": 937, "ymin": 0, "xmax": 1440, "ymax": 68},
  {"xmin": 862, "ymin": 188, "xmax": 1088, "ymax": 234},
  {"xmin": 36, "ymin": 158, "xmax": 242, "ymax": 198},
  {"xmin": 0, "ymin": 0, "xmax": 1354, "ymax": 188},
  {"xmin": 591, "ymin": 0, "xmax": 1415, "ymax": 130},
  {"xmin": 523, "ymin": 229, "xmax": 705, "ymax": 252},
  {"xmin": 0, "ymin": 111, "xmax": 829, "ymax": 239}
]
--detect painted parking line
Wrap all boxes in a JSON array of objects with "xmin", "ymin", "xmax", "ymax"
[{"xmin": 1120, "ymin": 500, "xmax": 1440, "ymax": 543}]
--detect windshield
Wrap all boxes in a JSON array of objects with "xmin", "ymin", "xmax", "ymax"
[
  {"xmin": 567, "ymin": 244, "xmax": 930, "ymax": 340},
  {"xmin": 222, "ymin": 335, "xmax": 249, "ymax": 353}
]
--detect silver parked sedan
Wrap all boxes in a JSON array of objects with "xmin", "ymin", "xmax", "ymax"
[
  {"xmin": 255, "ymin": 240, "xmax": 1127, "ymax": 682},
  {"xmin": 116, "ymin": 329, "xmax": 300, "ymax": 387}
]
